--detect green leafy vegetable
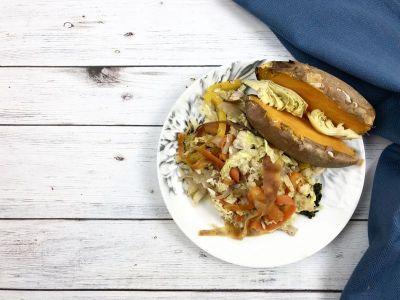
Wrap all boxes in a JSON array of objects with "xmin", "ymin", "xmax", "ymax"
[
  {"xmin": 314, "ymin": 183, "xmax": 322, "ymax": 207},
  {"xmin": 299, "ymin": 210, "xmax": 317, "ymax": 219}
]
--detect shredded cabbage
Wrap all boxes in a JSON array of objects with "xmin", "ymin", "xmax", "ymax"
[
  {"xmin": 233, "ymin": 131, "xmax": 264, "ymax": 150},
  {"xmin": 200, "ymin": 102, "xmax": 218, "ymax": 122},
  {"xmin": 221, "ymin": 149, "xmax": 265, "ymax": 179},
  {"xmin": 264, "ymin": 140, "xmax": 298, "ymax": 166},
  {"xmin": 221, "ymin": 131, "xmax": 266, "ymax": 179}
]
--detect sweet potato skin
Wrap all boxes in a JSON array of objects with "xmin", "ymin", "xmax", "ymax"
[
  {"xmin": 256, "ymin": 61, "xmax": 375, "ymax": 133},
  {"xmin": 245, "ymin": 100, "xmax": 358, "ymax": 168}
]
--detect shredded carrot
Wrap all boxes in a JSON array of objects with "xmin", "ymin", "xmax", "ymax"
[
  {"xmin": 191, "ymin": 159, "xmax": 208, "ymax": 170},
  {"xmin": 281, "ymin": 204, "xmax": 296, "ymax": 218},
  {"xmin": 261, "ymin": 197, "xmax": 296, "ymax": 232},
  {"xmin": 276, "ymin": 195, "xmax": 295, "ymax": 206},
  {"xmin": 249, "ymin": 195, "xmax": 297, "ymax": 234},
  {"xmin": 288, "ymin": 172, "xmax": 302, "ymax": 189},
  {"xmin": 234, "ymin": 214, "xmax": 244, "ymax": 223},
  {"xmin": 266, "ymin": 203, "xmax": 284, "ymax": 223},
  {"xmin": 229, "ymin": 167, "xmax": 240, "ymax": 183},
  {"xmin": 197, "ymin": 146, "xmax": 225, "ymax": 170}
]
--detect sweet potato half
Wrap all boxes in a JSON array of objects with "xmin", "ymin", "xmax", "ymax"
[
  {"xmin": 256, "ymin": 61, "xmax": 375, "ymax": 134},
  {"xmin": 245, "ymin": 96, "xmax": 359, "ymax": 168}
]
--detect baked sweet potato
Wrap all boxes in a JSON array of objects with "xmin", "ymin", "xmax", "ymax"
[
  {"xmin": 245, "ymin": 96, "xmax": 358, "ymax": 168},
  {"xmin": 256, "ymin": 61, "xmax": 375, "ymax": 134}
]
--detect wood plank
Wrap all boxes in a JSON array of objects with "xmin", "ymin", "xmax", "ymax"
[
  {"xmin": 0, "ymin": 126, "xmax": 162, "ymax": 219},
  {"xmin": 0, "ymin": 291, "xmax": 340, "ymax": 300},
  {"xmin": 0, "ymin": 220, "xmax": 366, "ymax": 290},
  {"xmin": 0, "ymin": 127, "xmax": 388, "ymax": 219},
  {"xmin": 0, "ymin": 67, "xmax": 211, "ymax": 126},
  {"xmin": 0, "ymin": 0, "xmax": 291, "ymax": 66},
  {"xmin": 0, "ymin": 126, "xmax": 387, "ymax": 219}
]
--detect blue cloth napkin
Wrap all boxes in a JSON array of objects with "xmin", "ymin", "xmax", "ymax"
[{"xmin": 234, "ymin": 1, "xmax": 400, "ymax": 298}]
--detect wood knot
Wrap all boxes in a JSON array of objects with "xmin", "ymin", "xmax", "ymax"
[
  {"xmin": 121, "ymin": 93, "xmax": 133, "ymax": 101},
  {"xmin": 86, "ymin": 67, "xmax": 121, "ymax": 84},
  {"xmin": 63, "ymin": 22, "xmax": 74, "ymax": 28}
]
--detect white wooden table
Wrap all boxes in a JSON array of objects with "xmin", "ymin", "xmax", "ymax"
[{"xmin": 0, "ymin": 1, "xmax": 390, "ymax": 299}]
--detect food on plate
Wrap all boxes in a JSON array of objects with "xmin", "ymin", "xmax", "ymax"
[
  {"xmin": 245, "ymin": 96, "xmax": 358, "ymax": 167},
  {"xmin": 255, "ymin": 61, "xmax": 375, "ymax": 134},
  {"xmin": 243, "ymin": 79, "xmax": 307, "ymax": 117},
  {"xmin": 178, "ymin": 121, "xmax": 323, "ymax": 239},
  {"xmin": 307, "ymin": 109, "xmax": 360, "ymax": 139},
  {"xmin": 246, "ymin": 61, "xmax": 375, "ymax": 167},
  {"xmin": 176, "ymin": 60, "xmax": 373, "ymax": 239}
]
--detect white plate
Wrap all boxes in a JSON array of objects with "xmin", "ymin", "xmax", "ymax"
[{"xmin": 157, "ymin": 60, "xmax": 365, "ymax": 268}]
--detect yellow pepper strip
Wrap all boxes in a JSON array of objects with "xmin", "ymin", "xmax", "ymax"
[
  {"xmin": 204, "ymin": 82, "xmax": 218, "ymax": 104},
  {"xmin": 203, "ymin": 88, "xmax": 216, "ymax": 105},
  {"xmin": 204, "ymin": 80, "xmax": 242, "ymax": 104},
  {"xmin": 203, "ymin": 80, "xmax": 242, "ymax": 136},
  {"xmin": 216, "ymin": 109, "xmax": 227, "ymax": 136},
  {"xmin": 218, "ymin": 79, "xmax": 242, "ymax": 91}
]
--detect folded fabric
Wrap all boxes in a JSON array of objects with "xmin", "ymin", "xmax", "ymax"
[
  {"xmin": 345, "ymin": 143, "xmax": 400, "ymax": 299},
  {"xmin": 233, "ymin": 0, "xmax": 400, "ymax": 298}
]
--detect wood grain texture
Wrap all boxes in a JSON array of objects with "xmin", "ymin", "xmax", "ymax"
[
  {"xmin": 0, "ymin": 0, "xmax": 291, "ymax": 66},
  {"xmin": 0, "ymin": 291, "xmax": 340, "ymax": 300},
  {"xmin": 0, "ymin": 0, "xmax": 385, "ymax": 295},
  {"xmin": 0, "ymin": 126, "xmax": 389, "ymax": 219},
  {"xmin": 0, "ymin": 220, "xmax": 366, "ymax": 290},
  {"xmin": 0, "ymin": 67, "xmax": 211, "ymax": 125}
]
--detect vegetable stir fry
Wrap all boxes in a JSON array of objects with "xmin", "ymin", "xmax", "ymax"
[{"xmin": 177, "ymin": 80, "xmax": 324, "ymax": 239}]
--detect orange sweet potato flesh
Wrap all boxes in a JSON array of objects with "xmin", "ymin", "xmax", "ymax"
[
  {"xmin": 258, "ymin": 69, "xmax": 369, "ymax": 134},
  {"xmin": 251, "ymin": 97, "xmax": 356, "ymax": 157}
]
